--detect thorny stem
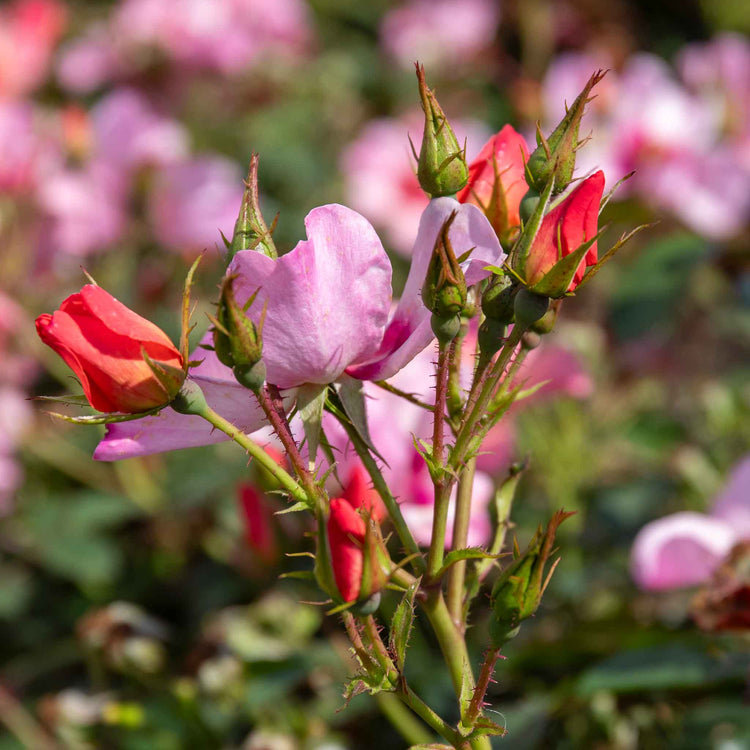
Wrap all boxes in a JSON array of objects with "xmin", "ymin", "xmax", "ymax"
[
  {"xmin": 342, "ymin": 612, "xmax": 378, "ymax": 674},
  {"xmin": 421, "ymin": 590, "xmax": 491, "ymax": 750},
  {"xmin": 376, "ymin": 693, "xmax": 432, "ymax": 747},
  {"xmin": 451, "ymin": 325, "xmax": 525, "ymax": 473},
  {"xmin": 446, "ymin": 455, "xmax": 477, "ymax": 628},
  {"xmin": 447, "ymin": 317, "xmax": 469, "ymax": 421},
  {"xmin": 396, "ymin": 686, "xmax": 471, "ymax": 749},
  {"xmin": 426, "ymin": 340, "xmax": 454, "ymax": 581},
  {"xmin": 362, "ymin": 615, "xmax": 398, "ymax": 683},
  {"xmin": 196, "ymin": 403, "xmax": 309, "ymax": 506},
  {"xmin": 255, "ymin": 384, "xmax": 325, "ymax": 512},
  {"xmin": 373, "ymin": 380, "xmax": 432, "ymax": 412},
  {"xmin": 465, "ymin": 647, "xmax": 503, "ymax": 726}
]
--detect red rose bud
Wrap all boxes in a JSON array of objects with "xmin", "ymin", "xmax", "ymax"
[
  {"xmin": 457, "ymin": 125, "xmax": 530, "ymax": 244},
  {"xmin": 489, "ymin": 510, "xmax": 575, "ymax": 647},
  {"xmin": 519, "ymin": 171, "xmax": 605, "ymax": 297},
  {"xmin": 210, "ymin": 274, "xmax": 266, "ymax": 392},
  {"xmin": 238, "ymin": 483, "xmax": 278, "ymax": 564},
  {"xmin": 36, "ymin": 285, "xmax": 184, "ymax": 413},
  {"xmin": 327, "ymin": 497, "xmax": 387, "ymax": 604},
  {"xmin": 526, "ymin": 70, "xmax": 606, "ymax": 195},
  {"xmin": 342, "ymin": 464, "xmax": 387, "ymax": 524},
  {"xmin": 416, "ymin": 64, "xmax": 468, "ymax": 197}
]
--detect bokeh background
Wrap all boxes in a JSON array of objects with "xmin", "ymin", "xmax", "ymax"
[{"xmin": 0, "ymin": 0, "xmax": 748, "ymax": 747}]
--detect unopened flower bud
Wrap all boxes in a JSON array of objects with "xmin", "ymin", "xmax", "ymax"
[
  {"xmin": 513, "ymin": 288, "xmax": 549, "ymax": 330},
  {"xmin": 422, "ymin": 212, "xmax": 467, "ymax": 319},
  {"xmin": 481, "ymin": 274, "xmax": 517, "ymax": 326},
  {"xmin": 490, "ymin": 510, "xmax": 574, "ymax": 646},
  {"xmin": 228, "ymin": 154, "xmax": 277, "ymax": 260},
  {"xmin": 416, "ymin": 64, "xmax": 468, "ymax": 197},
  {"xmin": 519, "ymin": 188, "xmax": 541, "ymax": 224},
  {"xmin": 478, "ymin": 318, "xmax": 507, "ymax": 360},
  {"xmin": 531, "ymin": 298, "xmax": 562, "ymax": 335},
  {"xmin": 211, "ymin": 275, "xmax": 266, "ymax": 392},
  {"xmin": 526, "ymin": 70, "xmax": 606, "ymax": 195}
]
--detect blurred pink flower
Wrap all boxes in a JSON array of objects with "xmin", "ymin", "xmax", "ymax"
[
  {"xmin": 0, "ymin": 385, "xmax": 33, "ymax": 516},
  {"xmin": 37, "ymin": 161, "xmax": 128, "ymax": 257},
  {"xmin": 148, "ymin": 156, "xmax": 243, "ymax": 255},
  {"xmin": 541, "ymin": 46, "xmax": 750, "ymax": 239},
  {"xmin": 0, "ymin": 0, "xmax": 66, "ymax": 99},
  {"xmin": 58, "ymin": 0, "xmax": 310, "ymax": 91},
  {"xmin": 381, "ymin": 0, "xmax": 500, "ymax": 72},
  {"xmin": 631, "ymin": 456, "xmax": 750, "ymax": 591},
  {"xmin": 90, "ymin": 89, "xmax": 189, "ymax": 171},
  {"xmin": 0, "ymin": 101, "xmax": 59, "ymax": 193},
  {"xmin": 341, "ymin": 113, "xmax": 490, "ymax": 255}
]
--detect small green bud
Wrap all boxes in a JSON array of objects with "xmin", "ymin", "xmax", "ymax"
[
  {"xmin": 526, "ymin": 70, "xmax": 606, "ymax": 195},
  {"xmin": 490, "ymin": 509, "xmax": 574, "ymax": 647},
  {"xmin": 421, "ymin": 212, "xmax": 468, "ymax": 320},
  {"xmin": 233, "ymin": 361, "xmax": 266, "ymax": 392},
  {"xmin": 513, "ymin": 288, "xmax": 549, "ymax": 330},
  {"xmin": 531, "ymin": 298, "xmax": 561, "ymax": 335},
  {"xmin": 431, "ymin": 313, "xmax": 462, "ymax": 344},
  {"xmin": 211, "ymin": 275, "xmax": 265, "ymax": 390},
  {"xmin": 171, "ymin": 379, "xmax": 208, "ymax": 416},
  {"xmin": 228, "ymin": 153, "xmax": 277, "ymax": 260},
  {"xmin": 416, "ymin": 64, "xmax": 468, "ymax": 197},
  {"xmin": 478, "ymin": 318, "xmax": 507, "ymax": 360},
  {"xmin": 481, "ymin": 274, "xmax": 517, "ymax": 325}
]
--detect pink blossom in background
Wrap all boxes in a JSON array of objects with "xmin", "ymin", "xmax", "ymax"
[
  {"xmin": 381, "ymin": 0, "xmax": 500, "ymax": 72},
  {"xmin": 540, "ymin": 42, "xmax": 750, "ymax": 238},
  {"xmin": 57, "ymin": 0, "xmax": 311, "ymax": 91},
  {"xmin": 678, "ymin": 33, "xmax": 750, "ymax": 169},
  {"xmin": 631, "ymin": 456, "xmax": 750, "ymax": 591},
  {"xmin": 148, "ymin": 157, "xmax": 244, "ymax": 255},
  {"xmin": 0, "ymin": 101, "xmax": 59, "ymax": 193},
  {"xmin": 37, "ymin": 162, "xmax": 128, "ymax": 258},
  {"xmin": 341, "ymin": 114, "xmax": 490, "ymax": 255},
  {"xmin": 0, "ymin": 0, "xmax": 66, "ymax": 99},
  {"xmin": 56, "ymin": 24, "xmax": 122, "ymax": 95},
  {"xmin": 90, "ymin": 89, "xmax": 189, "ymax": 171}
]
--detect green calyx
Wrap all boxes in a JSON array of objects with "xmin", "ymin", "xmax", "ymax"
[
  {"xmin": 210, "ymin": 275, "xmax": 265, "ymax": 391},
  {"xmin": 526, "ymin": 70, "xmax": 606, "ymax": 195},
  {"xmin": 421, "ymin": 211, "xmax": 468, "ymax": 320},
  {"xmin": 415, "ymin": 64, "xmax": 468, "ymax": 197}
]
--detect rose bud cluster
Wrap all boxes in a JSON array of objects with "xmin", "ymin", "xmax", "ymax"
[{"xmin": 36, "ymin": 285, "xmax": 185, "ymax": 414}]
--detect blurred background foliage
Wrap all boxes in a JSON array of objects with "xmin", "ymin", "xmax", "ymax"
[{"xmin": 0, "ymin": 0, "xmax": 748, "ymax": 747}]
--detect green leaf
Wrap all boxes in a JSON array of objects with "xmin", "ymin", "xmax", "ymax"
[
  {"xmin": 389, "ymin": 578, "xmax": 420, "ymax": 671},
  {"xmin": 297, "ymin": 384, "xmax": 327, "ymax": 465},
  {"xmin": 529, "ymin": 229, "xmax": 603, "ymax": 298},
  {"xmin": 436, "ymin": 548, "xmax": 502, "ymax": 580},
  {"xmin": 46, "ymin": 407, "xmax": 163, "ymax": 425}
]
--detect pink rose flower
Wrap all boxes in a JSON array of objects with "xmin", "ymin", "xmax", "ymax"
[{"xmin": 631, "ymin": 457, "xmax": 750, "ymax": 591}]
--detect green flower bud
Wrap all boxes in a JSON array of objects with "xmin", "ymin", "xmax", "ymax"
[
  {"xmin": 211, "ymin": 275, "xmax": 265, "ymax": 391},
  {"xmin": 526, "ymin": 70, "xmax": 606, "ymax": 195},
  {"xmin": 481, "ymin": 274, "xmax": 517, "ymax": 326},
  {"xmin": 416, "ymin": 64, "xmax": 468, "ymax": 197},
  {"xmin": 519, "ymin": 188, "xmax": 541, "ymax": 224},
  {"xmin": 513, "ymin": 288, "xmax": 550, "ymax": 330},
  {"xmin": 490, "ymin": 510, "xmax": 574, "ymax": 647},
  {"xmin": 478, "ymin": 318, "xmax": 507, "ymax": 360},
  {"xmin": 421, "ymin": 212, "xmax": 467, "ymax": 319}
]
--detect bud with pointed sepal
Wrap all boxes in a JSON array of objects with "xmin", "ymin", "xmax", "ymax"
[
  {"xmin": 227, "ymin": 153, "xmax": 277, "ymax": 261},
  {"xmin": 526, "ymin": 70, "xmax": 606, "ymax": 195},
  {"xmin": 421, "ymin": 212, "xmax": 468, "ymax": 342},
  {"xmin": 210, "ymin": 275, "xmax": 266, "ymax": 392},
  {"xmin": 490, "ymin": 510, "xmax": 575, "ymax": 646},
  {"xmin": 415, "ymin": 64, "xmax": 469, "ymax": 197}
]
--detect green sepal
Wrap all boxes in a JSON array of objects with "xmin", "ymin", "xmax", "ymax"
[
  {"xmin": 389, "ymin": 578, "xmax": 420, "ymax": 671},
  {"xmin": 297, "ymin": 383, "xmax": 327, "ymax": 466},
  {"xmin": 528, "ymin": 228, "xmax": 604, "ymax": 298},
  {"xmin": 511, "ymin": 171, "xmax": 555, "ymax": 279},
  {"xmin": 46, "ymin": 407, "xmax": 163, "ymax": 425}
]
